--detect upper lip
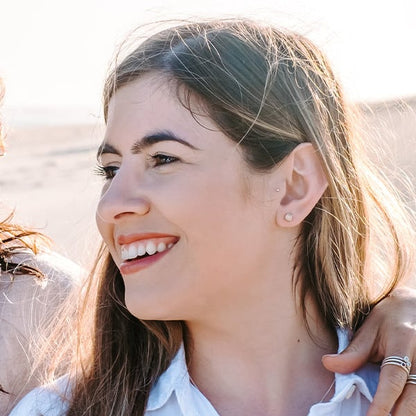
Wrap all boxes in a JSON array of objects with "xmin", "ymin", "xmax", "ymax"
[{"xmin": 117, "ymin": 232, "xmax": 179, "ymax": 246}]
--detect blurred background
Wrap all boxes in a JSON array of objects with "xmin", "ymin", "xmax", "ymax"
[{"xmin": 0, "ymin": 0, "xmax": 415, "ymax": 267}]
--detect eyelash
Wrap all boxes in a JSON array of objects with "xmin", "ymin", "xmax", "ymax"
[
  {"xmin": 94, "ymin": 154, "xmax": 179, "ymax": 180},
  {"xmin": 94, "ymin": 165, "xmax": 118, "ymax": 180},
  {"xmin": 150, "ymin": 153, "xmax": 179, "ymax": 166}
]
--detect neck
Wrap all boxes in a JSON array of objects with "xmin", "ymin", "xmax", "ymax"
[{"xmin": 186, "ymin": 290, "xmax": 337, "ymax": 416}]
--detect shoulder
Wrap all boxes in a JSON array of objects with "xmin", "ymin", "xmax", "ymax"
[
  {"xmin": 9, "ymin": 375, "xmax": 71, "ymax": 416},
  {"xmin": 1, "ymin": 249, "xmax": 84, "ymax": 309},
  {"xmin": 10, "ymin": 249, "xmax": 84, "ymax": 287},
  {"xmin": 0, "ymin": 251, "xmax": 83, "ymax": 414},
  {"xmin": 1, "ymin": 250, "xmax": 84, "ymax": 331}
]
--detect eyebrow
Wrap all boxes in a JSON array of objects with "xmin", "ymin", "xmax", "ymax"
[
  {"xmin": 97, "ymin": 142, "xmax": 120, "ymax": 159},
  {"xmin": 97, "ymin": 130, "xmax": 200, "ymax": 159}
]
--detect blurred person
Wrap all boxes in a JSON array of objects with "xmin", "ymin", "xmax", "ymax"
[{"xmin": 0, "ymin": 78, "xmax": 83, "ymax": 414}]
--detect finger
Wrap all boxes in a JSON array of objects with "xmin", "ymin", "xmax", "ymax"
[
  {"xmin": 323, "ymin": 327, "xmax": 377, "ymax": 374},
  {"xmin": 390, "ymin": 364, "xmax": 416, "ymax": 416},
  {"xmin": 366, "ymin": 357, "xmax": 410, "ymax": 416},
  {"xmin": 392, "ymin": 386, "xmax": 416, "ymax": 416}
]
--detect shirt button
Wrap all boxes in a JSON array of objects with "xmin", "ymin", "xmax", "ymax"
[{"xmin": 345, "ymin": 385, "xmax": 356, "ymax": 399}]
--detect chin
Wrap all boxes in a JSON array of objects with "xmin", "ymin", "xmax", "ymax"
[{"xmin": 125, "ymin": 298, "xmax": 183, "ymax": 322}]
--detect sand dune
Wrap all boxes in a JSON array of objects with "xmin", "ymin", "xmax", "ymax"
[{"xmin": 1, "ymin": 98, "xmax": 415, "ymax": 267}]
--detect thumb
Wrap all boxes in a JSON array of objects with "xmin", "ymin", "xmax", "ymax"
[{"xmin": 322, "ymin": 330, "xmax": 375, "ymax": 374}]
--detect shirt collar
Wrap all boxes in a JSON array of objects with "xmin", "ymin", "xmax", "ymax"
[
  {"xmin": 307, "ymin": 328, "xmax": 379, "ymax": 415},
  {"xmin": 334, "ymin": 328, "xmax": 379, "ymax": 400},
  {"xmin": 147, "ymin": 329, "xmax": 380, "ymax": 412},
  {"xmin": 147, "ymin": 346, "xmax": 189, "ymax": 411}
]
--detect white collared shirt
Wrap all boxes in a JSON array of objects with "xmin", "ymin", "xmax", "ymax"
[{"xmin": 10, "ymin": 330, "xmax": 379, "ymax": 415}]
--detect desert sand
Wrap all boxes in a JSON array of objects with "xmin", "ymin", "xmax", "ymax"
[{"xmin": 1, "ymin": 98, "xmax": 415, "ymax": 269}]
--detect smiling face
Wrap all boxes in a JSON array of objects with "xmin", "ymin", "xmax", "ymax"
[{"xmin": 96, "ymin": 74, "xmax": 288, "ymax": 322}]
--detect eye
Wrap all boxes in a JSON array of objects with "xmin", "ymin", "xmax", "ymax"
[
  {"xmin": 94, "ymin": 164, "xmax": 119, "ymax": 180},
  {"xmin": 150, "ymin": 153, "xmax": 179, "ymax": 167}
]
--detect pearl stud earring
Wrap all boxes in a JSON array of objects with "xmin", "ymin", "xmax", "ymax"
[{"xmin": 284, "ymin": 213, "xmax": 293, "ymax": 222}]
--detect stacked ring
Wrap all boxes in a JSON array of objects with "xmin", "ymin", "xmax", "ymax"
[
  {"xmin": 407, "ymin": 375, "xmax": 416, "ymax": 385},
  {"xmin": 381, "ymin": 355, "xmax": 411, "ymax": 375}
]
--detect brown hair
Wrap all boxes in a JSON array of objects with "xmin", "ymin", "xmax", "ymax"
[
  {"xmin": 62, "ymin": 20, "xmax": 414, "ymax": 415},
  {"xmin": 0, "ymin": 214, "xmax": 50, "ymax": 279}
]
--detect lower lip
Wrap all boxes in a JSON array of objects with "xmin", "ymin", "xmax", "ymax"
[{"xmin": 119, "ymin": 248, "xmax": 171, "ymax": 275}]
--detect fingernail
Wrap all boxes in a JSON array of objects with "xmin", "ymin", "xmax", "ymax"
[{"xmin": 323, "ymin": 354, "xmax": 339, "ymax": 359}]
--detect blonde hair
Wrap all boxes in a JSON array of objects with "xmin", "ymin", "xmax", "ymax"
[{"xmin": 50, "ymin": 20, "xmax": 414, "ymax": 415}]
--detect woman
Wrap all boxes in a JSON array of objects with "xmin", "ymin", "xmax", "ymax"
[
  {"xmin": 0, "ymin": 78, "xmax": 82, "ymax": 414},
  {"xmin": 9, "ymin": 21, "xmax": 416, "ymax": 415}
]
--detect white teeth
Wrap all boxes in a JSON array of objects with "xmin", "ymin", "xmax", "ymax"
[
  {"xmin": 121, "ymin": 246, "xmax": 129, "ymax": 261},
  {"xmin": 157, "ymin": 242, "xmax": 167, "ymax": 252},
  {"xmin": 128, "ymin": 245, "xmax": 137, "ymax": 260},
  {"xmin": 137, "ymin": 244, "xmax": 146, "ymax": 256},
  {"xmin": 121, "ymin": 239, "xmax": 175, "ymax": 261},
  {"xmin": 146, "ymin": 241, "xmax": 157, "ymax": 255}
]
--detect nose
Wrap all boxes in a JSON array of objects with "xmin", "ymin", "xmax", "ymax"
[{"xmin": 96, "ymin": 170, "xmax": 151, "ymax": 223}]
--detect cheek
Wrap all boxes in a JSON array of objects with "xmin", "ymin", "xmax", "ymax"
[
  {"xmin": 171, "ymin": 182, "xmax": 253, "ymax": 268},
  {"xmin": 95, "ymin": 212, "xmax": 105, "ymax": 237},
  {"xmin": 95, "ymin": 213, "xmax": 114, "ymax": 251}
]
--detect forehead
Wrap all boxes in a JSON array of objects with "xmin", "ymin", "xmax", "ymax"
[{"xmin": 104, "ymin": 74, "xmax": 221, "ymax": 146}]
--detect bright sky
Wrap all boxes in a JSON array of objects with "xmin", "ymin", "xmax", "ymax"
[{"xmin": 1, "ymin": 0, "xmax": 415, "ymax": 123}]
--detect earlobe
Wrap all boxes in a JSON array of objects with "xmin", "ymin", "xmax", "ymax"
[
  {"xmin": 283, "ymin": 212, "xmax": 293, "ymax": 222},
  {"xmin": 275, "ymin": 143, "xmax": 328, "ymax": 227}
]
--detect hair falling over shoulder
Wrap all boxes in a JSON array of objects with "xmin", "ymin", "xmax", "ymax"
[
  {"xmin": 42, "ymin": 243, "xmax": 184, "ymax": 415},
  {"xmin": 44, "ymin": 19, "xmax": 415, "ymax": 415}
]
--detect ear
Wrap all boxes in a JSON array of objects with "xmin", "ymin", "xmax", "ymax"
[{"xmin": 274, "ymin": 143, "xmax": 328, "ymax": 227}]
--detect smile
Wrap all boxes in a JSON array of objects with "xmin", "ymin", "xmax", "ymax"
[
  {"xmin": 121, "ymin": 238, "xmax": 177, "ymax": 261},
  {"xmin": 117, "ymin": 234, "xmax": 179, "ymax": 275}
]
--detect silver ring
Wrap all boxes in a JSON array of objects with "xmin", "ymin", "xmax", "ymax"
[
  {"xmin": 381, "ymin": 355, "xmax": 411, "ymax": 375},
  {"xmin": 407, "ymin": 374, "xmax": 416, "ymax": 385}
]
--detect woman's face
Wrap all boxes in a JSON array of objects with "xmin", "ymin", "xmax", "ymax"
[{"xmin": 96, "ymin": 74, "xmax": 283, "ymax": 321}]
